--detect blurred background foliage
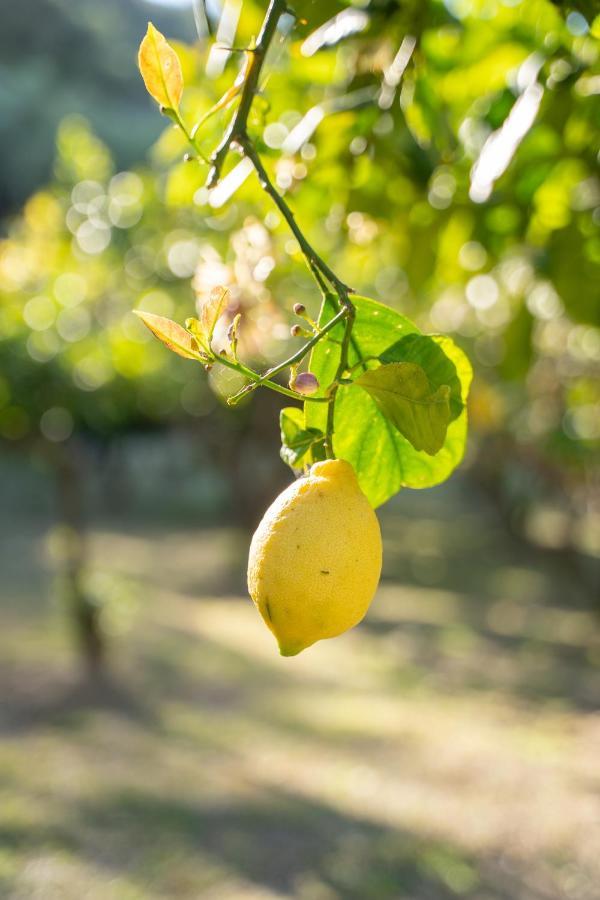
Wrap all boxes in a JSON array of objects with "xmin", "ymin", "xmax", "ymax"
[{"xmin": 1, "ymin": 0, "xmax": 598, "ymax": 561}]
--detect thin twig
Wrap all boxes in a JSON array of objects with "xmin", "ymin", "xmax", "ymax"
[
  {"xmin": 240, "ymin": 138, "xmax": 353, "ymax": 298},
  {"xmin": 203, "ymin": 0, "xmax": 357, "ymax": 456},
  {"xmin": 217, "ymin": 354, "xmax": 328, "ymax": 403},
  {"xmin": 324, "ymin": 305, "xmax": 355, "ymax": 457},
  {"xmin": 206, "ymin": 0, "xmax": 285, "ymax": 188},
  {"xmin": 203, "ymin": 0, "xmax": 353, "ymax": 300},
  {"xmin": 227, "ymin": 306, "xmax": 348, "ymax": 406},
  {"xmin": 163, "ymin": 107, "xmax": 210, "ymax": 164}
]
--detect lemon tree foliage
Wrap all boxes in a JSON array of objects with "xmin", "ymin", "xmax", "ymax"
[
  {"xmin": 1, "ymin": 0, "xmax": 595, "ymax": 660},
  {"xmin": 187, "ymin": 287, "xmax": 228, "ymax": 353},
  {"xmin": 133, "ymin": 310, "xmax": 205, "ymax": 361},
  {"xmin": 0, "ymin": 118, "xmax": 216, "ymax": 442},
  {"xmin": 355, "ymin": 364, "xmax": 451, "ymax": 457},
  {"xmin": 132, "ymin": 10, "xmax": 472, "ymax": 508},
  {"xmin": 380, "ymin": 335, "xmax": 464, "ymax": 423},
  {"xmin": 305, "ymin": 297, "xmax": 471, "ymax": 507},
  {"xmin": 0, "ymin": 0, "xmax": 598, "ymax": 503},
  {"xmin": 279, "ymin": 407, "xmax": 326, "ymax": 469}
]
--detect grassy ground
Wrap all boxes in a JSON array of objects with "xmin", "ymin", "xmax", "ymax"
[{"xmin": 1, "ymin": 476, "xmax": 599, "ymax": 899}]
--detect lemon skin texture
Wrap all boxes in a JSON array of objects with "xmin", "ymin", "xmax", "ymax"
[{"xmin": 247, "ymin": 459, "xmax": 382, "ymax": 656}]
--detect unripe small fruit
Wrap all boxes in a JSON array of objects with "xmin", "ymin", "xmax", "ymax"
[{"xmin": 290, "ymin": 371, "xmax": 319, "ymax": 395}]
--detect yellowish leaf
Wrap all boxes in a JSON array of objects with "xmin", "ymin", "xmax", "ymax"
[
  {"xmin": 199, "ymin": 286, "xmax": 228, "ymax": 346},
  {"xmin": 138, "ymin": 22, "xmax": 184, "ymax": 111},
  {"xmin": 133, "ymin": 310, "xmax": 201, "ymax": 360}
]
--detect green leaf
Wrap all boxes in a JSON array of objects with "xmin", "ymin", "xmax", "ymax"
[
  {"xmin": 306, "ymin": 296, "xmax": 472, "ymax": 507},
  {"xmin": 133, "ymin": 310, "xmax": 203, "ymax": 361},
  {"xmin": 280, "ymin": 407, "xmax": 325, "ymax": 470},
  {"xmin": 306, "ymin": 294, "xmax": 420, "ymax": 399},
  {"xmin": 355, "ymin": 362, "xmax": 451, "ymax": 455},
  {"xmin": 380, "ymin": 333, "xmax": 463, "ymax": 422}
]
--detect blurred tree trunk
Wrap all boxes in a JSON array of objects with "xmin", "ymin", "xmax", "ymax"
[
  {"xmin": 204, "ymin": 390, "xmax": 290, "ymax": 531},
  {"xmin": 53, "ymin": 441, "xmax": 104, "ymax": 676}
]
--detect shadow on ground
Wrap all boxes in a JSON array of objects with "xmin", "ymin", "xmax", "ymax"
[{"xmin": 1, "ymin": 475, "xmax": 599, "ymax": 899}]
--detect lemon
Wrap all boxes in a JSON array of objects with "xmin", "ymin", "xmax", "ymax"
[{"xmin": 247, "ymin": 459, "xmax": 382, "ymax": 656}]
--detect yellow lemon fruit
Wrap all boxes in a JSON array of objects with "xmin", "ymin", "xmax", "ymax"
[{"xmin": 247, "ymin": 459, "xmax": 382, "ymax": 656}]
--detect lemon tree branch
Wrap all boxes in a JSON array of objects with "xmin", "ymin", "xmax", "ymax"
[
  {"xmin": 227, "ymin": 306, "xmax": 348, "ymax": 406},
  {"xmin": 216, "ymin": 354, "xmax": 328, "ymax": 403},
  {"xmin": 203, "ymin": 0, "xmax": 356, "ymax": 443},
  {"xmin": 324, "ymin": 305, "xmax": 356, "ymax": 458},
  {"xmin": 206, "ymin": 0, "xmax": 285, "ymax": 188}
]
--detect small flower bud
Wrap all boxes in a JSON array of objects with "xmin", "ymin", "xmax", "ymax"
[
  {"xmin": 290, "ymin": 372, "xmax": 320, "ymax": 396},
  {"xmin": 290, "ymin": 324, "xmax": 303, "ymax": 337},
  {"xmin": 293, "ymin": 303, "xmax": 306, "ymax": 316}
]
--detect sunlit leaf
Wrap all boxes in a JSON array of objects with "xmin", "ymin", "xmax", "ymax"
[
  {"xmin": 306, "ymin": 296, "xmax": 472, "ymax": 507},
  {"xmin": 138, "ymin": 22, "xmax": 184, "ymax": 111},
  {"xmin": 380, "ymin": 333, "xmax": 463, "ymax": 421},
  {"xmin": 185, "ymin": 317, "xmax": 208, "ymax": 353},
  {"xmin": 200, "ymin": 286, "xmax": 228, "ymax": 345},
  {"xmin": 133, "ymin": 310, "xmax": 201, "ymax": 360},
  {"xmin": 186, "ymin": 286, "xmax": 228, "ymax": 354},
  {"xmin": 227, "ymin": 312, "xmax": 242, "ymax": 359},
  {"xmin": 306, "ymin": 294, "xmax": 419, "ymax": 400},
  {"xmin": 356, "ymin": 362, "xmax": 451, "ymax": 455}
]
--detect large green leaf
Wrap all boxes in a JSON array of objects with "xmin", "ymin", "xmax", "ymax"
[
  {"xmin": 356, "ymin": 362, "xmax": 451, "ymax": 455},
  {"xmin": 306, "ymin": 294, "xmax": 420, "ymax": 398},
  {"xmin": 380, "ymin": 333, "xmax": 463, "ymax": 422},
  {"xmin": 306, "ymin": 295, "xmax": 472, "ymax": 507}
]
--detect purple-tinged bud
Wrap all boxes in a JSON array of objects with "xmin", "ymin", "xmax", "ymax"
[
  {"xmin": 293, "ymin": 303, "xmax": 306, "ymax": 316},
  {"xmin": 290, "ymin": 324, "xmax": 303, "ymax": 337},
  {"xmin": 291, "ymin": 372, "xmax": 320, "ymax": 396}
]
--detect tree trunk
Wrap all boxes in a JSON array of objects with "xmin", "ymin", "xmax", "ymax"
[{"xmin": 53, "ymin": 442, "xmax": 104, "ymax": 676}]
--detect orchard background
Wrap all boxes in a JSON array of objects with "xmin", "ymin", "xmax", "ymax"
[{"xmin": 1, "ymin": 0, "xmax": 599, "ymax": 898}]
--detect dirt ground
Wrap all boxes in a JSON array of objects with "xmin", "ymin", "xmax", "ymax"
[{"xmin": 1, "ymin": 475, "xmax": 599, "ymax": 899}]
